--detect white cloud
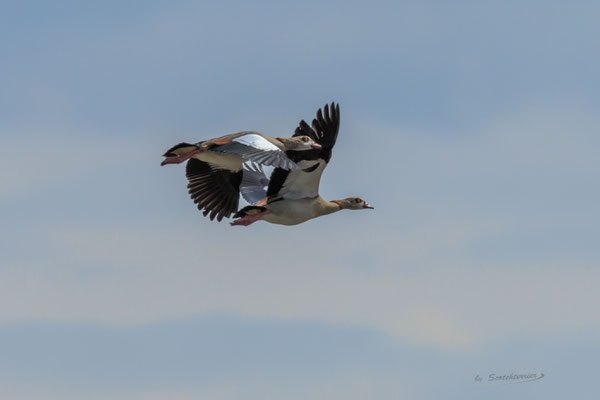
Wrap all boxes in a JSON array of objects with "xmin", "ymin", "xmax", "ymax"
[{"xmin": 0, "ymin": 372, "xmax": 416, "ymax": 400}]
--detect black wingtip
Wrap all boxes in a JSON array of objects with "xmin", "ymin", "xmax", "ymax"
[
  {"xmin": 187, "ymin": 158, "xmax": 242, "ymax": 222},
  {"xmin": 162, "ymin": 142, "xmax": 196, "ymax": 157},
  {"xmin": 315, "ymin": 102, "xmax": 340, "ymax": 123}
]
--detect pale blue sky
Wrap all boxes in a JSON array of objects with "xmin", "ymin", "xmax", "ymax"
[{"xmin": 1, "ymin": 1, "xmax": 600, "ymax": 399}]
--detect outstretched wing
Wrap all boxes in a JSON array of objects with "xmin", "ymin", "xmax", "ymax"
[
  {"xmin": 239, "ymin": 163, "xmax": 269, "ymax": 204},
  {"xmin": 267, "ymin": 103, "xmax": 340, "ymax": 200},
  {"xmin": 186, "ymin": 159, "xmax": 242, "ymax": 221},
  {"xmin": 212, "ymin": 132, "xmax": 301, "ymax": 171},
  {"xmin": 291, "ymin": 102, "xmax": 340, "ymax": 163}
]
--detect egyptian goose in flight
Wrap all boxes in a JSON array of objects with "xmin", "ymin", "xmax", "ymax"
[
  {"xmin": 161, "ymin": 131, "xmax": 321, "ymax": 221},
  {"xmin": 232, "ymin": 103, "xmax": 373, "ymax": 226}
]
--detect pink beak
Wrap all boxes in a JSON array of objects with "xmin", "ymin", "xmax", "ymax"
[
  {"xmin": 363, "ymin": 203, "xmax": 374, "ymax": 209},
  {"xmin": 311, "ymin": 143, "xmax": 322, "ymax": 149}
]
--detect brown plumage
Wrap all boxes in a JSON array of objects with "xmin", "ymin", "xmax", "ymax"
[
  {"xmin": 162, "ymin": 131, "xmax": 321, "ymax": 221},
  {"xmin": 234, "ymin": 103, "xmax": 374, "ymax": 227}
]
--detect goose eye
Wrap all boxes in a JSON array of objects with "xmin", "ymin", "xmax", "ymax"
[
  {"xmin": 302, "ymin": 136, "xmax": 308, "ymax": 142},
  {"xmin": 355, "ymin": 198, "xmax": 360, "ymax": 203}
]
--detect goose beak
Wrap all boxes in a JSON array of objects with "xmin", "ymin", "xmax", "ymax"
[
  {"xmin": 363, "ymin": 203, "xmax": 374, "ymax": 209},
  {"xmin": 311, "ymin": 143, "xmax": 322, "ymax": 149}
]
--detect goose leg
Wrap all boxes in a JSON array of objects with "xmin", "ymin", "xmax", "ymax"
[{"xmin": 230, "ymin": 210, "xmax": 271, "ymax": 226}]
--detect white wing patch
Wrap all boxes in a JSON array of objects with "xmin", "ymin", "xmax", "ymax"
[
  {"xmin": 279, "ymin": 159, "xmax": 326, "ymax": 199},
  {"xmin": 215, "ymin": 134, "xmax": 300, "ymax": 171},
  {"xmin": 232, "ymin": 134, "xmax": 280, "ymax": 152},
  {"xmin": 240, "ymin": 163, "xmax": 269, "ymax": 204}
]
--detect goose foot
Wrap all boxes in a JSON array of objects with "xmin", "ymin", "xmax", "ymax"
[{"xmin": 230, "ymin": 210, "xmax": 271, "ymax": 226}]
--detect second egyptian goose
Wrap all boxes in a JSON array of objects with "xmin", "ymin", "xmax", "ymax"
[
  {"xmin": 231, "ymin": 196, "xmax": 373, "ymax": 226},
  {"xmin": 231, "ymin": 103, "xmax": 373, "ymax": 226},
  {"xmin": 161, "ymin": 131, "xmax": 321, "ymax": 221}
]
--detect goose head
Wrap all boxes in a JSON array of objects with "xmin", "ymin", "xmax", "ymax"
[
  {"xmin": 277, "ymin": 136, "xmax": 322, "ymax": 151},
  {"xmin": 334, "ymin": 197, "xmax": 374, "ymax": 210}
]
